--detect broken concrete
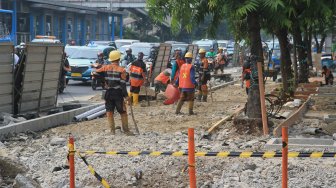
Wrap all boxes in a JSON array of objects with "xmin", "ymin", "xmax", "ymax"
[{"xmin": 324, "ymin": 115, "xmax": 336, "ymax": 123}]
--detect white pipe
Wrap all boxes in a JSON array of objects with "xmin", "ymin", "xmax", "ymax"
[
  {"xmin": 84, "ymin": 109, "xmax": 106, "ymax": 121},
  {"xmin": 73, "ymin": 105, "xmax": 105, "ymax": 121}
]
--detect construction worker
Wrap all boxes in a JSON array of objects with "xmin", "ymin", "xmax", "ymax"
[
  {"xmin": 129, "ymin": 52, "xmax": 147, "ymax": 105},
  {"xmin": 197, "ymin": 48, "xmax": 210, "ymax": 102},
  {"xmin": 242, "ymin": 61, "xmax": 251, "ymax": 95},
  {"xmin": 322, "ymin": 65, "xmax": 334, "ymax": 85},
  {"xmin": 175, "ymin": 52, "xmax": 197, "ymax": 115},
  {"xmin": 170, "ymin": 48, "xmax": 186, "ymax": 83},
  {"xmin": 95, "ymin": 50, "xmax": 133, "ymax": 136},
  {"xmin": 154, "ymin": 62, "xmax": 172, "ymax": 93},
  {"xmin": 215, "ymin": 48, "xmax": 226, "ymax": 74}
]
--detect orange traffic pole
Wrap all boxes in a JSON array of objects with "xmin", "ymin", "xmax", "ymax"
[
  {"xmin": 257, "ymin": 61, "xmax": 269, "ymax": 135},
  {"xmin": 68, "ymin": 134, "xmax": 75, "ymax": 188},
  {"xmin": 282, "ymin": 126, "xmax": 288, "ymax": 188},
  {"xmin": 188, "ymin": 128, "xmax": 196, "ymax": 188}
]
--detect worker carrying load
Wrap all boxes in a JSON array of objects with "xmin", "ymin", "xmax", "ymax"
[
  {"xmin": 129, "ymin": 52, "xmax": 147, "ymax": 106},
  {"xmin": 154, "ymin": 62, "xmax": 172, "ymax": 94},
  {"xmin": 241, "ymin": 61, "xmax": 251, "ymax": 95},
  {"xmin": 95, "ymin": 50, "xmax": 133, "ymax": 136},
  {"xmin": 175, "ymin": 52, "xmax": 197, "ymax": 115},
  {"xmin": 197, "ymin": 48, "xmax": 211, "ymax": 102}
]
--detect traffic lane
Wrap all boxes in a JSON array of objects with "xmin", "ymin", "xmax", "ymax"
[{"xmin": 57, "ymin": 80, "xmax": 102, "ymax": 103}]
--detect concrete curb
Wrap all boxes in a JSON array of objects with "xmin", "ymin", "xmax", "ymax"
[
  {"xmin": 0, "ymin": 103, "xmax": 103, "ymax": 140},
  {"xmin": 210, "ymin": 79, "xmax": 240, "ymax": 91}
]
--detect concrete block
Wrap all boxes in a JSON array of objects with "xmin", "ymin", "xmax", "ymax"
[
  {"xmin": 265, "ymin": 138, "xmax": 336, "ymax": 150},
  {"xmin": 324, "ymin": 115, "xmax": 336, "ymax": 123},
  {"xmin": 281, "ymin": 111, "xmax": 291, "ymax": 118},
  {"xmin": 0, "ymin": 103, "xmax": 103, "ymax": 140}
]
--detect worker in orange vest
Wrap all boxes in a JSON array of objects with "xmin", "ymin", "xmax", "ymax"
[
  {"xmin": 242, "ymin": 61, "xmax": 251, "ymax": 95},
  {"xmin": 175, "ymin": 52, "xmax": 197, "ymax": 115},
  {"xmin": 197, "ymin": 48, "xmax": 210, "ymax": 102},
  {"xmin": 154, "ymin": 62, "xmax": 172, "ymax": 94},
  {"xmin": 95, "ymin": 51, "xmax": 133, "ymax": 135},
  {"xmin": 129, "ymin": 52, "xmax": 147, "ymax": 105},
  {"xmin": 171, "ymin": 48, "xmax": 186, "ymax": 83}
]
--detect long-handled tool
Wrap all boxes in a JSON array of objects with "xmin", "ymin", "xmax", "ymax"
[
  {"xmin": 129, "ymin": 98, "xmax": 140, "ymax": 134},
  {"xmin": 209, "ymin": 82, "xmax": 214, "ymax": 102}
]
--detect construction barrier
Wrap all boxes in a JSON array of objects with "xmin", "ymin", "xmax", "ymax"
[
  {"xmin": 77, "ymin": 150, "xmax": 336, "ymax": 158},
  {"xmin": 68, "ymin": 128, "xmax": 336, "ymax": 188}
]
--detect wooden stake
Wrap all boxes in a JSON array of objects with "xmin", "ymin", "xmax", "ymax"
[{"xmin": 257, "ymin": 61, "xmax": 269, "ymax": 135}]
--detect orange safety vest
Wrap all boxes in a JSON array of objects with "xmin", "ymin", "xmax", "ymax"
[
  {"xmin": 179, "ymin": 64, "xmax": 194, "ymax": 89},
  {"xmin": 130, "ymin": 65, "xmax": 145, "ymax": 87},
  {"xmin": 243, "ymin": 68, "xmax": 251, "ymax": 88},
  {"xmin": 155, "ymin": 71, "xmax": 170, "ymax": 84}
]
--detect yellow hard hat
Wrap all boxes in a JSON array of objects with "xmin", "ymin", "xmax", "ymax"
[
  {"xmin": 218, "ymin": 47, "xmax": 223, "ymax": 51},
  {"xmin": 185, "ymin": 52, "xmax": 193, "ymax": 58},
  {"xmin": 108, "ymin": 50, "xmax": 121, "ymax": 62},
  {"xmin": 198, "ymin": 48, "xmax": 206, "ymax": 54}
]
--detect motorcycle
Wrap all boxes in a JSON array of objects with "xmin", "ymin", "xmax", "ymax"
[
  {"xmin": 90, "ymin": 63, "xmax": 106, "ymax": 90},
  {"xmin": 207, "ymin": 57, "xmax": 215, "ymax": 72}
]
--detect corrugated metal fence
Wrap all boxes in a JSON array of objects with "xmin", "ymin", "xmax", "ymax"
[{"xmin": 0, "ymin": 43, "xmax": 63, "ymax": 114}]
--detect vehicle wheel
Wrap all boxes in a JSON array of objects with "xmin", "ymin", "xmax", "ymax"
[{"xmin": 92, "ymin": 79, "xmax": 97, "ymax": 90}]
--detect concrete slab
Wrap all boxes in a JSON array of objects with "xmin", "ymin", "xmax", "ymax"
[
  {"xmin": 324, "ymin": 115, "xmax": 336, "ymax": 123},
  {"xmin": 265, "ymin": 138, "xmax": 336, "ymax": 150},
  {"xmin": 0, "ymin": 103, "xmax": 103, "ymax": 140}
]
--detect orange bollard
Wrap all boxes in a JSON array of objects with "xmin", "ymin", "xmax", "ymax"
[
  {"xmin": 188, "ymin": 128, "xmax": 196, "ymax": 188},
  {"xmin": 282, "ymin": 126, "xmax": 288, "ymax": 188},
  {"xmin": 68, "ymin": 134, "xmax": 75, "ymax": 188}
]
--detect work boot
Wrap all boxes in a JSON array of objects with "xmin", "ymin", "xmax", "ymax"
[
  {"xmin": 188, "ymin": 101, "xmax": 195, "ymax": 115},
  {"xmin": 121, "ymin": 113, "xmax": 134, "ymax": 136},
  {"xmin": 107, "ymin": 116, "xmax": 115, "ymax": 135},
  {"xmin": 175, "ymin": 100, "xmax": 184, "ymax": 114},
  {"xmin": 202, "ymin": 95, "xmax": 207, "ymax": 102},
  {"xmin": 133, "ymin": 93, "xmax": 139, "ymax": 106},
  {"xmin": 197, "ymin": 93, "xmax": 202, "ymax": 102}
]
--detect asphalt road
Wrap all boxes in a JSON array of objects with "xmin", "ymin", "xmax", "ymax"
[{"xmin": 57, "ymin": 80, "xmax": 103, "ymax": 104}]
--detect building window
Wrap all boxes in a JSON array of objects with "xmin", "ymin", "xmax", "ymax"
[
  {"xmin": 35, "ymin": 15, "xmax": 40, "ymax": 36},
  {"xmin": 46, "ymin": 15, "xmax": 52, "ymax": 36},
  {"xmin": 0, "ymin": 13, "xmax": 12, "ymax": 39},
  {"xmin": 67, "ymin": 18, "xmax": 73, "ymax": 40},
  {"xmin": 86, "ymin": 20, "xmax": 90, "ymax": 41}
]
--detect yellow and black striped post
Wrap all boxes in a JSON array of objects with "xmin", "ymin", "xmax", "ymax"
[{"xmin": 77, "ymin": 152, "xmax": 110, "ymax": 188}]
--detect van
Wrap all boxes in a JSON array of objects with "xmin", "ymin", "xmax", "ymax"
[
  {"xmin": 194, "ymin": 39, "xmax": 218, "ymax": 52},
  {"xmin": 115, "ymin": 39, "xmax": 140, "ymax": 49}
]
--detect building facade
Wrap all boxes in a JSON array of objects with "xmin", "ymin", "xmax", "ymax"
[{"xmin": 0, "ymin": 0, "xmax": 123, "ymax": 45}]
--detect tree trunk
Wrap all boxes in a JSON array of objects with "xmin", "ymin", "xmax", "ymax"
[
  {"xmin": 276, "ymin": 28, "xmax": 293, "ymax": 93},
  {"xmin": 293, "ymin": 24, "xmax": 308, "ymax": 83},
  {"xmin": 293, "ymin": 38, "xmax": 298, "ymax": 87},
  {"xmin": 246, "ymin": 11, "xmax": 262, "ymax": 119},
  {"xmin": 314, "ymin": 34, "xmax": 326, "ymax": 53},
  {"xmin": 306, "ymin": 28, "xmax": 313, "ymax": 67}
]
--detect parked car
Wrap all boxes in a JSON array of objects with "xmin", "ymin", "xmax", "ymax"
[
  {"xmin": 321, "ymin": 54, "xmax": 336, "ymax": 70},
  {"xmin": 217, "ymin": 40, "xmax": 229, "ymax": 48},
  {"xmin": 194, "ymin": 39, "xmax": 218, "ymax": 52},
  {"xmin": 66, "ymin": 46, "xmax": 107, "ymax": 83},
  {"xmin": 115, "ymin": 39, "xmax": 140, "ymax": 49}
]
